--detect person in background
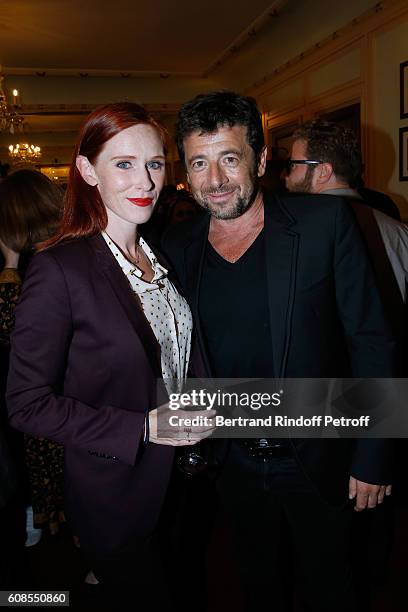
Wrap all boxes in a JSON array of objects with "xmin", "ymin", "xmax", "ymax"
[
  {"xmin": 357, "ymin": 183, "xmax": 402, "ymax": 221},
  {"xmin": 6, "ymin": 103, "xmax": 213, "ymax": 607},
  {"xmin": 167, "ymin": 189, "xmax": 199, "ymax": 225},
  {"xmin": 285, "ymin": 120, "xmax": 408, "ymax": 368},
  {"xmin": 260, "ymin": 156, "xmax": 288, "ymax": 194},
  {"xmin": 0, "ymin": 169, "xmax": 64, "ymax": 548},
  {"xmin": 142, "ymin": 185, "xmax": 200, "ymax": 247}
]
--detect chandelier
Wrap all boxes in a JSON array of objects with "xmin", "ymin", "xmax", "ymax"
[
  {"xmin": 8, "ymin": 142, "xmax": 41, "ymax": 164},
  {"xmin": 0, "ymin": 75, "xmax": 24, "ymax": 134}
]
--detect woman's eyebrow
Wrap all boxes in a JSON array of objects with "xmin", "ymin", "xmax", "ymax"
[
  {"xmin": 110, "ymin": 154, "xmax": 166, "ymax": 160},
  {"xmin": 110, "ymin": 155, "xmax": 138, "ymax": 160}
]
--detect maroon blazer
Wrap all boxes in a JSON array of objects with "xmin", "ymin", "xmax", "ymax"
[{"xmin": 6, "ymin": 234, "xmax": 175, "ymax": 554}]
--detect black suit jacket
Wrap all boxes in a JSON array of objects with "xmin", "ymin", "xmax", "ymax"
[
  {"xmin": 346, "ymin": 197, "xmax": 407, "ymax": 373},
  {"xmin": 162, "ymin": 191, "xmax": 396, "ymax": 505}
]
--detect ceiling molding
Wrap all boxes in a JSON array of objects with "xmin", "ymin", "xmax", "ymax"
[
  {"xmin": 2, "ymin": 67, "xmax": 203, "ymax": 79},
  {"xmin": 20, "ymin": 104, "xmax": 94, "ymax": 115},
  {"xmin": 1, "ymin": 1, "xmax": 288, "ymax": 80},
  {"xmin": 245, "ymin": 0, "xmax": 405, "ymax": 94},
  {"xmin": 19, "ymin": 103, "xmax": 181, "ymax": 115},
  {"xmin": 202, "ymin": 0, "xmax": 288, "ymax": 77}
]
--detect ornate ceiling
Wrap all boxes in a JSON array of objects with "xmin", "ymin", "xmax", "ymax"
[{"xmin": 1, "ymin": 0, "xmax": 286, "ymax": 77}]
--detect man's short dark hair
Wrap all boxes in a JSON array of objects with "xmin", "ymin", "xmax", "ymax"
[
  {"xmin": 176, "ymin": 90, "xmax": 264, "ymax": 164},
  {"xmin": 293, "ymin": 120, "xmax": 363, "ymax": 188}
]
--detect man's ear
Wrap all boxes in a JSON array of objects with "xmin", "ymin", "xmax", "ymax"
[
  {"xmin": 76, "ymin": 155, "xmax": 98, "ymax": 186},
  {"xmin": 257, "ymin": 145, "xmax": 268, "ymax": 178},
  {"xmin": 315, "ymin": 162, "xmax": 333, "ymax": 184}
]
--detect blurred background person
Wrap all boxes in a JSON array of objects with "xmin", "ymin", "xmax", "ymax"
[
  {"xmin": 142, "ymin": 184, "xmax": 200, "ymax": 247},
  {"xmin": 356, "ymin": 180, "xmax": 402, "ymax": 221},
  {"xmin": 260, "ymin": 154, "xmax": 289, "ymax": 195},
  {"xmin": 167, "ymin": 188, "xmax": 199, "ymax": 225},
  {"xmin": 0, "ymin": 169, "xmax": 64, "ymax": 549},
  {"xmin": 284, "ymin": 120, "xmax": 408, "ymax": 357}
]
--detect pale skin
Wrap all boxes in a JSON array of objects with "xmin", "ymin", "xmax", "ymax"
[
  {"xmin": 208, "ymin": 194, "xmax": 264, "ymax": 263},
  {"xmin": 184, "ymin": 125, "xmax": 390, "ymax": 510},
  {"xmin": 285, "ymin": 138, "xmax": 392, "ymax": 509},
  {"xmin": 184, "ymin": 125, "xmax": 267, "ymax": 262},
  {"xmin": 76, "ymin": 124, "xmax": 215, "ymax": 446}
]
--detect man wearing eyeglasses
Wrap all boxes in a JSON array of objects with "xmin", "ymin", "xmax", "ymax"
[
  {"xmin": 285, "ymin": 120, "xmax": 407, "ymax": 361},
  {"xmin": 162, "ymin": 92, "xmax": 395, "ymax": 612}
]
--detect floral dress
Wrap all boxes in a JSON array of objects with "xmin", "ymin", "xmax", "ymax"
[{"xmin": 0, "ymin": 267, "xmax": 65, "ymax": 534}]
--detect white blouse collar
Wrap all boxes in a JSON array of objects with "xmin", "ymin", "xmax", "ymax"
[{"xmin": 101, "ymin": 231, "xmax": 168, "ymax": 284}]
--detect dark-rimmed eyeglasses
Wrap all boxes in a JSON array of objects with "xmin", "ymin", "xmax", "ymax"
[{"xmin": 285, "ymin": 159, "xmax": 322, "ymax": 172}]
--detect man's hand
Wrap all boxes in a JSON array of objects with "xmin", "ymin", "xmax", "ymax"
[
  {"xmin": 149, "ymin": 403, "xmax": 216, "ymax": 446},
  {"xmin": 349, "ymin": 476, "xmax": 392, "ymax": 511}
]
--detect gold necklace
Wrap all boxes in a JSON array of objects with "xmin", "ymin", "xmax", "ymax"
[
  {"xmin": 128, "ymin": 244, "xmax": 141, "ymax": 266},
  {"xmin": 129, "ymin": 240, "xmax": 147, "ymax": 268},
  {"xmin": 105, "ymin": 231, "xmax": 141, "ymax": 266}
]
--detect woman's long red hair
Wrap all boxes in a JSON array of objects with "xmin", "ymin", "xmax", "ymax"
[{"xmin": 40, "ymin": 102, "xmax": 166, "ymax": 251}]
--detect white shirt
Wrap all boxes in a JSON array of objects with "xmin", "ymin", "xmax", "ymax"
[{"xmin": 102, "ymin": 232, "xmax": 192, "ymax": 394}]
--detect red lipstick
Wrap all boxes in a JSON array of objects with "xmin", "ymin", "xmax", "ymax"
[{"xmin": 127, "ymin": 198, "xmax": 153, "ymax": 207}]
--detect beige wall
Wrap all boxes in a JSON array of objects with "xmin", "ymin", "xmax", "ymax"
[
  {"xmin": 369, "ymin": 18, "xmax": 408, "ymax": 216},
  {"xmin": 248, "ymin": 0, "xmax": 408, "ymax": 218},
  {"xmin": 2, "ymin": 74, "xmax": 222, "ymax": 107},
  {"xmin": 211, "ymin": 0, "xmax": 375, "ymax": 91}
]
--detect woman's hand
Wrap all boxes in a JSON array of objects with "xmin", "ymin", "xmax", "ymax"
[
  {"xmin": 0, "ymin": 237, "xmax": 20, "ymax": 269},
  {"xmin": 149, "ymin": 403, "xmax": 216, "ymax": 446}
]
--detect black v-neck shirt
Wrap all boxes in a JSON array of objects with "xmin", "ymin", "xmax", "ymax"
[{"xmin": 199, "ymin": 230, "xmax": 274, "ymax": 378}]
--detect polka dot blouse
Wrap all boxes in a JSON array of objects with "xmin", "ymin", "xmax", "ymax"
[{"xmin": 102, "ymin": 232, "xmax": 192, "ymax": 394}]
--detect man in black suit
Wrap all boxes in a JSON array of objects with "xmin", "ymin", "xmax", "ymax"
[
  {"xmin": 162, "ymin": 91, "xmax": 395, "ymax": 611},
  {"xmin": 285, "ymin": 119, "xmax": 407, "ymax": 601}
]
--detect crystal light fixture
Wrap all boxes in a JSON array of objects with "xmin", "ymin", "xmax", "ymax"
[
  {"xmin": 8, "ymin": 142, "xmax": 41, "ymax": 164},
  {"xmin": 0, "ymin": 75, "xmax": 24, "ymax": 134}
]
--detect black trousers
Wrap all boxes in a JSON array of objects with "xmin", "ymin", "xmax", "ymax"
[
  {"xmin": 157, "ymin": 465, "xmax": 219, "ymax": 612},
  {"xmin": 217, "ymin": 442, "xmax": 354, "ymax": 612}
]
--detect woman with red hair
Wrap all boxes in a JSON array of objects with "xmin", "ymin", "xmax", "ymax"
[{"xmin": 6, "ymin": 103, "xmax": 213, "ymax": 604}]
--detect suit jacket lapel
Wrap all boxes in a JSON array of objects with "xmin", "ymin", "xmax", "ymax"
[
  {"xmin": 87, "ymin": 234, "xmax": 162, "ymax": 378},
  {"xmin": 184, "ymin": 216, "xmax": 209, "ymax": 309},
  {"xmin": 183, "ymin": 215, "xmax": 213, "ymax": 376},
  {"xmin": 264, "ymin": 194, "xmax": 299, "ymax": 378}
]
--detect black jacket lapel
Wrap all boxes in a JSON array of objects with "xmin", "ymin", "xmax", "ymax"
[
  {"xmin": 87, "ymin": 234, "xmax": 162, "ymax": 378},
  {"xmin": 264, "ymin": 194, "xmax": 299, "ymax": 378},
  {"xmin": 183, "ymin": 215, "xmax": 213, "ymax": 376}
]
